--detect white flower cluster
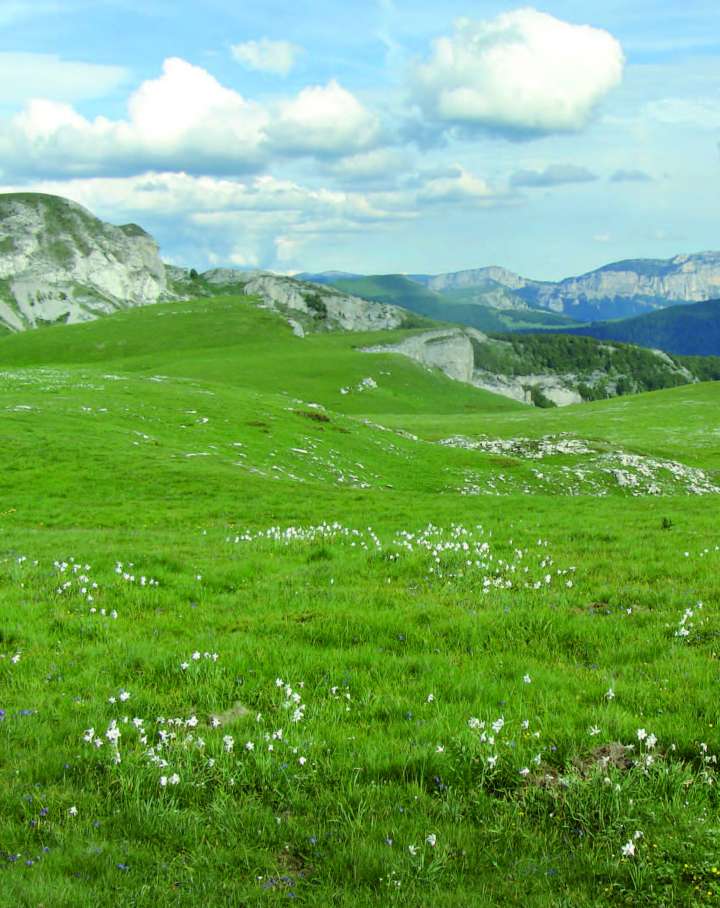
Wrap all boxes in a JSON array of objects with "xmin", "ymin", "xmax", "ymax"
[
  {"xmin": 82, "ymin": 672, "xmax": 313, "ymax": 789},
  {"xmin": 674, "ymin": 601, "xmax": 703, "ymax": 639},
  {"xmin": 180, "ymin": 651, "xmax": 219, "ymax": 670}
]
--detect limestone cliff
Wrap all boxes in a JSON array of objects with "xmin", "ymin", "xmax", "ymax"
[
  {"xmin": 362, "ymin": 329, "xmax": 481, "ymax": 383},
  {"xmin": 184, "ymin": 268, "xmax": 407, "ymax": 333},
  {"xmin": 0, "ymin": 193, "xmax": 408, "ymax": 335},
  {"xmin": 0, "ymin": 193, "xmax": 168, "ymax": 330}
]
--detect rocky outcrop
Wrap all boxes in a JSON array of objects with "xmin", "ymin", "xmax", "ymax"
[
  {"xmin": 363, "ymin": 328, "xmax": 483, "ymax": 384},
  {"xmin": 361, "ymin": 327, "xmax": 699, "ymax": 408},
  {"xmin": 424, "ymin": 266, "xmax": 530, "ymax": 293},
  {"xmin": 541, "ymin": 253, "xmax": 720, "ymax": 309},
  {"xmin": 362, "ymin": 328, "xmax": 584, "ymax": 405},
  {"xmin": 471, "ymin": 371, "xmax": 583, "ymax": 406},
  {"xmin": 0, "ymin": 193, "xmax": 169, "ymax": 330},
  {"xmin": 200, "ymin": 269, "xmax": 407, "ymax": 332},
  {"xmin": 0, "ymin": 194, "xmax": 409, "ymax": 335}
]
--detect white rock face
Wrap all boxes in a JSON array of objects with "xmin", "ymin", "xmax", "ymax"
[
  {"xmin": 470, "ymin": 370, "xmax": 583, "ymax": 406},
  {"xmin": 203, "ymin": 269, "xmax": 406, "ymax": 332},
  {"xmin": 363, "ymin": 329, "xmax": 584, "ymax": 405},
  {"xmin": 542, "ymin": 253, "xmax": 720, "ymax": 307},
  {"xmin": 426, "ymin": 266, "xmax": 529, "ymax": 292},
  {"xmin": 363, "ymin": 328, "xmax": 484, "ymax": 384},
  {"xmin": 0, "ymin": 193, "xmax": 168, "ymax": 330},
  {"xmin": 0, "ymin": 195, "xmax": 406, "ymax": 336}
]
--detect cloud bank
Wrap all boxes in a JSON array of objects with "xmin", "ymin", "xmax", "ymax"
[{"xmin": 0, "ymin": 59, "xmax": 381, "ymax": 177}]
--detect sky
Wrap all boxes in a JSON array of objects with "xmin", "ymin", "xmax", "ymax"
[{"xmin": 0, "ymin": 0, "xmax": 718, "ymax": 278}]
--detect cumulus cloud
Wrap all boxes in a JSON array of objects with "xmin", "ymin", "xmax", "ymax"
[
  {"xmin": 0, "ymin": 53, "xmax": 127, "ymax": 104},
  {"xmin": 511, "ymin": 164, "xmax": 598, "ymax": 188},
  {"xmin": 3, "ymin": 58, "xmax": 269, "ymax": 176},
  {"xmin": 0, "ymin": 60, "xmax": 384, "ymax": 177},
  {"xmin": 268, "ymin": 80, "xmax": 381, "ymax": 155},
  {"xmin": 610, "ymin": 169, "xmax": 653, "ymax": 183},
  {"xmin": 231, "ymin": 38, "xmax": 303, "ymax": 76},
  {"xmin": 416, "ymin": 165, "xmax": 510, "ymax": 205},
  {"xmin": 411, "ymin": 9, "xmax": 624, "ymax": 137}
]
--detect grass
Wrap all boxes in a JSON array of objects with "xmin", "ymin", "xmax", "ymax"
[{"xmin": 1, "ymin": 295, "xmax": 719, "ymax": 906}]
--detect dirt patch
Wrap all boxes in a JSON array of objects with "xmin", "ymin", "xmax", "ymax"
[{"xmin": 294, "ymin": 409, "xmax": 330, "ymax": 423}]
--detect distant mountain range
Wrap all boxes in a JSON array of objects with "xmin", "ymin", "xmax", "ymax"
[
  {"xmin": 302, "ymin": 251, "xmax": 720, "ymax": 324},
  {"xmin": 298, "ymin": 273, "xmax": 578, "ymax": 333}
]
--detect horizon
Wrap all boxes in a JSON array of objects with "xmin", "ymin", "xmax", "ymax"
[
  {"xmin": 4, "ymin": 187, "xmax": 720, "ymax": 282},
  {"xmin": 0, "ymin": 2, "xmax": 717, "ymax": 279}
]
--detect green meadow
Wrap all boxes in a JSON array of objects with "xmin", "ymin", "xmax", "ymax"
[{"xmin": 1, "ymin": 296, "xmax": 719, "ymax": 906}]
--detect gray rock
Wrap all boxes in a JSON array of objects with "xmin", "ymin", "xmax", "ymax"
[
  {"xmin": 0, "ymin": 193, "xmax": 169, "ymax": 330},
  {"xmin": 363, "ymin": 328, "xmax": 484, "ymax": 385}
]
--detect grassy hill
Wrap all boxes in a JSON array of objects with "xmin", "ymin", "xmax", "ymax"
[
  {"xmin": 1, "ymin": 294, "xmax": 720, "ymax": 906},
  {"xmin": 559, "ymin": 298, "xmax": 720, "ymax": 356}
]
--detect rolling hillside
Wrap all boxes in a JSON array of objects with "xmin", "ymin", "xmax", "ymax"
[{"xmin": 2, "ymin": 290, "xmax": 720, "ymax": 906}]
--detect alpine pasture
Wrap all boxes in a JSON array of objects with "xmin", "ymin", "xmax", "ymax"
[{"xmin": 1, "ymin": 296, "xmax": 719, "ymax": 906}]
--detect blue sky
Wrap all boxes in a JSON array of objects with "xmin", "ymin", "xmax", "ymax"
[{"xmin": 0, "ymin": 1, "xmax": 718, "ymax": 278}]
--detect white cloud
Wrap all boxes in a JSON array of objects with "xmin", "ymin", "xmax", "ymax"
[
  {"xmin": 3, "ymin": 58, "xmax": 269, "ymax": 176},
  {"xmin": 0, "ymin": 171, "xmax": 410, "ymax": 225},
  {"xmin": 231, "ymin": 38, "xmax": 302, "ymax": 76},
  {"xmin": 1, "ymin": 61, "xmax": 385, "ymax": 176},
  {"xmin": 0, "ymin": 169, "xmax": 417, "ymax": 269},
  {"xmin": 0, "ymin": 53, "xmax": 127, "ymax": 104},
  {"xmin": 268, "ymin": 80, "xmax": 381, "ymax": 155},
  {"xmin": 416, "ymin": 165, "xmax": 509, "ymax": 205},
  {"xmin": 411, "ymin": 9, "xmax": 624, "ymax": 136}
]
